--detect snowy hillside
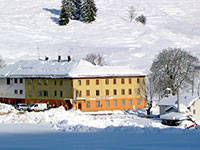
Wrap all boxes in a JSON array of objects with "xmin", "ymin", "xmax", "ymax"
[{"xmin": 0, "ymin": 0, "xmax": 200, "ymax": 73}]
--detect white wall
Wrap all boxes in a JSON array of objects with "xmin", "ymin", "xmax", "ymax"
[
  {"xmin": 0, "ymin": 78, "xmax": 25, "ymax": 99},
  {"xmin": 189, "ymin": 98, "xmax": 200, "ymax": 121}
]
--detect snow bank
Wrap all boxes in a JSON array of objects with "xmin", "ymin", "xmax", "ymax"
[
  {"xmin": 0, "ymin": 103, "xmax": 17, "ymax": 115},
  {"xmin": 0, "ymin": 104, "xmax": 198, "ymax": 133}
]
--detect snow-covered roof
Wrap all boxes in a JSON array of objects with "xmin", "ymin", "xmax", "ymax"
[
  {"xmin": 164, "ymin": 104, "xmax": 189, "ymax": 113},
  {"xmin": 160, "ymin": 112, "xmax": 190, "ymax": 121},
  {"xmin": 0, "ymin": 59, "xmax": 145, "ymax": 78},
  {"xmin": 158, "ymin": 95, "xmax": 200, "ymax": 108}
]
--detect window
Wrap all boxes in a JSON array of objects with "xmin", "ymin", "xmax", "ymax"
[
  {"xmin": 114, "ymin": 100, "xmax": 117, "ymax": 106},
  {"xmin": 60, "ymin": 101, "xmax": 63, "ymax": 106},
  {"xmin": 106, "ymin": 100, "xmax": 109, "ymax": 107},
  {"xmin": 44, "ymin": 80, "xmax": 48, "ymax": 85},
  {"xmin": 113, "ymin": 89, "xmax": 117, "ymax": 95},
  {"xmin": 129, "ymin": 99, "xmax": 132, "ymax": 106},
  {"xmin": 129, "ymin": 78, "xmax": 132, "ymax": 84},
  {"xmin": 14, "ymin": 79, "xmax": 18, "ymax": 84},
  {"xmin": 20, "ymin": 90, "xmax": 23, "ymax": 95},
  {"xmin": 60, "ymin": 91, "xmax": 63, "ymax": 97},
  {"xmin": 96, "ymin": 90, "xmax": 100, "ymax": 96},
  {"xmin": 86, "ymin": 102, "xmax": 90, "ymax": 108},
  {"xmin": 28, "ymin": 90, "xmax": 32, "ymax": 96},
  {"xmin": 78, "ymin": 80, "xmax": 81, "ymax": 86},
  {"xmin": 54, "ymin": 91, "xmax": 57, "ymax": 97},
  {"xmin": 113, "ymin": 78, "xmax": 116, "ymax": 84},
  {"xmin": 137, "ymin": 78, "xmax": 140, "ymax": 84},
  {"xmin": 121, "ymin": 78, "xmax": 125, "ymax": 84},
  {"xmin": 96, "ymin": 101, "xmax": 100, "ymax": 107},
  {"xmin": 14, "ymin": 90, "xmax": 18, "ymax": 94},
  {"xmin": 86, "ymin": 80, "xmax": 90, "ymax": 85},
  {"xmin": 7, "ymin": 78, "xmax": 10, "ymax": 85},
  {"xmin": 193, "ymin": 110, "xmax": 196, "ymax": 114},
  {"xmin": 8, "ymin": 99, "xmax": 10, "ymax": 104},
  {"xmin": 79, "ymin": 91, "xmax": 82, "ymax": 97},
  {"xmin": 137, "ymin": 99, "xmax": 141, "ymax": 105},
  {"xmin": 129, "ymin": 89, "xmax": 132, "ymax": 95},
  {"xmin": 121, "ymin": 100, "xmax": 125, "ymax": 106},
  {"xmin": 38, "ymin": 80, "xmax": 42, "ymax": 85},
  {"xmin": 60, "ymin": 80, "xmax": 63, "ymax": 86},
  {"xmin": 121, "ymin": 89, "xmax": 125, "ymax": 95},
  {"xmin": 1, "ymin": 98, "xmax": 4, "ymax": 103},
  {"xmin": 28, "ymin": 79, "xmax": 32, "ymax": 85},
  {"xmin": 20, "ymin": 79, "xmax": 23, "ymax": 84},
  {"xmin": 44, "ymin": 90, "xmax": 48, "ymax": 96},
  {"xmin": 38, "ymin": 91, "xmax": 42, "ymax": 96},
  {"xmin": 86, "ymin": 90, "xmax": 90, "ymax": 96},
  {"xmin": 96, "ymin": 79, "xmax": 99, "ymax": 85},
  {"xmin": 54, "ymin": 80, "xmax": 57, "ymax": 85},
  {"xmin": 106, "ymin": 89, "xmax": 109, "ymax": 96},
  {"xmin": 137, "ymin": 88, "xmax": 141, "ymax": 95},
  {"xmin": 105, "ymin": 79, "xmax": 109, "ymax": 85}
]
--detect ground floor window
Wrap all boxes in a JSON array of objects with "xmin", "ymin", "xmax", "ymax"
[
  {"xmin": 86, "ymin": 101, "xmax": 90, "ymax": 108},
  {"xmin": 96, "ymin": 101, "xmax": 100, "ymax": 107},
  {"xmin": 121, "ymin": 100, "xmax": 125, "ymax": 106},
  {"xmin": 106, "ymin": 100, "xmax": 109, "ymax": 107},
  {"xmin": 129, "ymin": 99, "xmax": 132, "ymax": 106},
  {"xmin": 137, "ymin": 99, "xmax": 141, "ymax": 105},
  {"xmin": 113, "ymin": 100, "xmax": 117, "ymax": 106}
]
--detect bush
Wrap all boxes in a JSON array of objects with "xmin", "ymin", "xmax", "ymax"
[{"xmin": 135, "ymin": 15, "xmax": 146, "ymax": 25}]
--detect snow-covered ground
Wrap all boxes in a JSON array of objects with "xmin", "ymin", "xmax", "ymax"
[
  {"xmin": 0, "ymin": 0, "xmax": 200, "ymax": 149},
  {"xmin": 0, "ymin": 103, "xmax": 200, "ymax": 149},
  {"xmin": 0, "ymin": 0, "xmax": 199, "ymax": 73}
]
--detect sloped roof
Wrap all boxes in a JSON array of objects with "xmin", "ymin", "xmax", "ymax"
[
  {"xmin": 160, "ymin": 112, "xmax": 190, "ymax": 121},
  {"xmin": 158, "ymin": 95, "xmax": 200, "ymax": 108},
  {"xmin": 0, "ymin": 59, "xmax": 145, "ymax": 78}
]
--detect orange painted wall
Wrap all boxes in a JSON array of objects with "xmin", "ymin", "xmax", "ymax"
[{"xmin": 75, "ymin": 98, "xmax": 145, "ymax": 111}]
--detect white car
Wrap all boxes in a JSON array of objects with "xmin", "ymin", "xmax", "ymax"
[
  {"xmin": 15, "ymin": 103, "xmax": 28, "ymax": 111},
  {"xmin": 28, "ymin": 103, "xmax": 47, "ymax": 112}
]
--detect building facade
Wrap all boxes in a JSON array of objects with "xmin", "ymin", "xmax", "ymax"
[
  {"xmin": 0, "ymin": 59, "xmax": 146, "ymax": 111},
  {"xmin": 0, "ymin": 78, "xmax": 25, "ymax": 104}
]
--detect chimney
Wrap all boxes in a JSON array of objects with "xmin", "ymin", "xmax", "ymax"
[
  {"xmin": 67, "ymin": 56, "xmax": 71, "ymax": 62},
  {"xmin": 58, "ymin": 55, "xmax": 61, "ymax": 62}
]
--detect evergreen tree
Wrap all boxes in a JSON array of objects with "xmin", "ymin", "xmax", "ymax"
[
  {"xmin": 59, "ymin": 5, "xmax": 70, "ymax": 25},
  {"xmin": 72, "ymin": 0, "xmax": 82, "ymax": 20},
  {"xmin": 81, "ymin": 0, "xmax": 97, "ymax": 23}
]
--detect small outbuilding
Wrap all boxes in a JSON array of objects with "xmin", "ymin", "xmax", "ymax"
[{"xmin": 158, "ymin": 95, "xmax": 200, "ymax": 121}]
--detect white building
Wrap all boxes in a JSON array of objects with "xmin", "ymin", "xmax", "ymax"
[{"xmin": 158, "ymin": 95, "xmax": 200, "ymax": 121}]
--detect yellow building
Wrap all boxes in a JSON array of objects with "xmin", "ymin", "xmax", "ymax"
[
  {"xmin": 25, "ymin": 76, "xmax": 146, "ymax": 111},
  {"xmin": 72, "ymin": 76, "xmax": 146, "ymax": 111}
]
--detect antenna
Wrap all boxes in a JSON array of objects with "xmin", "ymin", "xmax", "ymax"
[{"xmin": 37, "ymin": 45, "xmax": 41, "ymax": 60}]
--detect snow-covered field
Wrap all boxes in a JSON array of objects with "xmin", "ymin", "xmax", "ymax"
[
  {"xmin": 0, "ymin": 0, "xmax": 200, "ymax": 149},
  {"xmin": 0, "ymin": 103, "xmax": 200, "ymax": 149},
  {"xmin": 0, "ymin": 0, "xmax": 200, "ymax": 73}
]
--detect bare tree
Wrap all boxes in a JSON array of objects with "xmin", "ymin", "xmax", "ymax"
[
  {"xmin": 150, "ymin": 48, "xmax": 199, "ymax": 112},
  {"xmin": 83, "ymin": 53, "xmax": 107, "ymax": 66},
  {"xmin": 127, "ymin": 6, "xmax": 135, "ymax": 22}
]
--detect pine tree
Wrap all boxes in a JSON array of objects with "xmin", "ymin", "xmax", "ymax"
[
  {"xmin": 81, "ymin": 0, "xmax": 97, "ymax": 23},
  {"xmin": 59, "ymin": 5, "xmax": 70, "ymax": 25},
  {"xmin": 72, "ymin": 0, "xmax": 82, "ymax": 20}
]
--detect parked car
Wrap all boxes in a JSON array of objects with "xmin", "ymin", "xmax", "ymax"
[
  {"xmin": 27, "ymin": 103, "xmax": 47, "ymax": 112},
  {"xmin": 15, "ymin": 103, "xmax": 28, "ymax": 111}
]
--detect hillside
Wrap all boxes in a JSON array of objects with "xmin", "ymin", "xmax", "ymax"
[{"xmin": 0, "ymin": 0, "xmax": 199, "ymax": 73}]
